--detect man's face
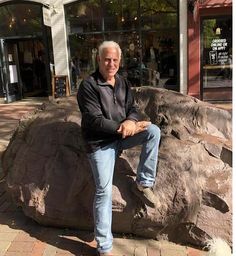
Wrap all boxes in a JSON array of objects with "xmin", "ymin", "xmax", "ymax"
[{"xmin": 98, "ymin": 47, "xmax": 120, "ymax": 80}]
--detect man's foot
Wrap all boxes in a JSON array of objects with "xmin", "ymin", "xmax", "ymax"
[{"xmin": 131, "ymin": 182, "xmax": 160, "ymax": 208}]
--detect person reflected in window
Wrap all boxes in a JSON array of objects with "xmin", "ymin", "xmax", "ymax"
[
  {"xmin": 144, "ymin": 44, "xmax": 159, "ymax": 86},
  {"xmin": 71, "ymin": 56, "xmax": 81, "ymax": 89}
]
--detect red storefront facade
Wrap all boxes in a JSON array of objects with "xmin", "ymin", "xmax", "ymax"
[{"xmin": 188, "ymin": 0, "xmax": 232, "ymax": 102}]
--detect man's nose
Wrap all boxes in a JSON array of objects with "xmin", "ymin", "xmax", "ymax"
[{"xmin": 108, "ymin": 59, "xmax": 115, "ymax": 65}]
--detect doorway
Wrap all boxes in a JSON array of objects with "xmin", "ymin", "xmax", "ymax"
[
  {"xmin": 0, "ymin": 1, "xmax": 54, "ymax": 103},
  {"xmin": 0, "ymin": 38, "xmax": 49, "ymax": 102}
]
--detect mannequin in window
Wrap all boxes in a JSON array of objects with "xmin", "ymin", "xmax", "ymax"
[
  {"xmin": 144, "ymin": 44, "xmax": 159, "ymax": 86},
  {"xmin": 91, "ymin": 47, "xmax": 98, "ymax": 71}
]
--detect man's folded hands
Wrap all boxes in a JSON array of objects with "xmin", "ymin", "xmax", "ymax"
[{"xmin": 117, "ymin": 120, "xmax": 151, "ymax": 138}]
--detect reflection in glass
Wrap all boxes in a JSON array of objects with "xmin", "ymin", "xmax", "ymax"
[
  {"xmin": 66, "ymin": 1, "xmax": 102, "ymax": 34},
  {"xmin": 202, "ymin": 17, "xmax": 232, "ymax": 89},
  {"xmin": 65, "ymin": 0, "xmax": 178, "ymax": 91},
  {"xmin": 103, "ymin": 0, "xmax": 138, "ymax": 31},
  {"xmin": 0, "ymin": 3, "xmax": 42, "ymax": 37}
]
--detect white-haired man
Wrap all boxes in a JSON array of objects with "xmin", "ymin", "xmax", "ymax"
[{"xmin": 77, "ymin": 41, "xmax": 161, "ymax": 256}]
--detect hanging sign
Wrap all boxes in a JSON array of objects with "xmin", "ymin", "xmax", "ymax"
[{"xmin": 43, "ymin": 6, "xmax": 51, "ymax": 27}]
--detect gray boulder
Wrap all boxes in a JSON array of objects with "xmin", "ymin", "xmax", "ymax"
[{"xmin": 2, "ymin": 88, "xmax": 232, "ymax": 248}]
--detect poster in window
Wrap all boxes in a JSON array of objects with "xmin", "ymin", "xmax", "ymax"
[{"xmin": 210, "ymin": 38, "xmax": 229, "ymax": 65}]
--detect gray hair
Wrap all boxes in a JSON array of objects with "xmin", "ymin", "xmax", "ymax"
[{"xmin": 98, "ymin": 41, "xmax": 122, "ymax": 59}]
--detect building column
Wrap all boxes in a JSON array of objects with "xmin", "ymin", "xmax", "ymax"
[
  {"xmin": 179, "ymin": 0, "xmax": 188, "ymax": 95},
  {"xmin": 50, "ymin": 0, "xmax": 70, "ymax": 77}
]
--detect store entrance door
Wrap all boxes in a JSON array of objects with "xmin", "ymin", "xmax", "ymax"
[
  {"xmin": 0, "ymin": 38, "xmax": 49, "ymax": 103},
  {"xmin": 0, "ymin": 39, "xmax": 22, "ymax": 103}
]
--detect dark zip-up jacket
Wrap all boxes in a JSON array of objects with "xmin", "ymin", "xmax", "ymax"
[{"xmin": 77, "ymin": 70, "xmax": 140, "ymax": 152}]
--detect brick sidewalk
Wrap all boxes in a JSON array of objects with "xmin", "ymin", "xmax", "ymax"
[
  {"xmin": 0, "ymin": 97, "xmax": 209, "ymax": 256},
  {"xmin": 0, "ymin": 195, "xmax": 207, "ymax": 256}
]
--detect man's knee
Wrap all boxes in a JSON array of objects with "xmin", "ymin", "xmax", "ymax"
[{"xmin": 147, "ymin": 124, "xmax": 161, "ymax": 140}]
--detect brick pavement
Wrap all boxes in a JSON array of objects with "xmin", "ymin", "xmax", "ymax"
[{"xmin": 0, "ymin": 97, "xmax": 217, "ymax": 256}]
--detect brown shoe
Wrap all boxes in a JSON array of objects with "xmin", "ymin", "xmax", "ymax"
[{"xmin": 132, "ymin": 182, "xmax": 160, "ymax": 208}]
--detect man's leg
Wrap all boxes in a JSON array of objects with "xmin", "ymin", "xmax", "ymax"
[
  {"xmin": 119, "ymin": 124, "xmax": 161, "ymax": 205},
  {"xmin": 87, "ymin": 142, "xmax": 117, "ymax": 254}
]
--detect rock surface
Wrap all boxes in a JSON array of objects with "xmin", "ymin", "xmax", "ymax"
[{"xmin": 2, "ymin": 88, "xmax": 232, "ymax": 248}]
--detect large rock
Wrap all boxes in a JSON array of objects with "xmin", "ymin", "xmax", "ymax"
[{"xmin": 2, "ymin": 88, "xmax": 232, "ymax": 248}]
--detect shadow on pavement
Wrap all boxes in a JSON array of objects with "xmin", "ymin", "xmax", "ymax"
[{"xmin": 0, "ymin": 180, "xmax": 97, "ymax": 256}]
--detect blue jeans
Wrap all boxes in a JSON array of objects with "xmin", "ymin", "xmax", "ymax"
[{"xmin": 87, "ymin": 124, "xmax": 161, "ymax": 253}]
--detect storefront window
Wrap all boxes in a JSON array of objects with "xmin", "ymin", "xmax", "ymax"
[
  {"xmin": 201, "ymin": 16, "xmax": 232, "ymax": 100},
  {"xmin": 66, "ymin": 1, "xmax": 102, "ymax": 34},
  {"xmin": 0, "ymin": 3, "xmax": 42, "ymax": 38},
  {"xmin": 0, "ymin": 3, "xmax": 52, "ymax": 100},
  {"xmin": 104, "ymin": 0, "xmax": 139, "ymax": 31},
  {"xmin": 65, "ymin": 0, "xmax": 178, "ymax": 90}
]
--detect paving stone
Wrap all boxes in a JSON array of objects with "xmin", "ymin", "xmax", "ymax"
[
  {"xmin": 146, "ymin": 240, "xmax": 162, "ymax": 250},
  {"xmin": 4, "ymin": 252, "xmax": 32, "ymax": 256},
  {"xmin": 31, "ymin": 240, "xmax": 46, "ymax": 256},
  {"xmin": 0, "ymin": 232, "xmax": 18, "ymax": 241},
  {"xmin": 146, "ymin": 246, "xmax": 161, "ymax": 256},
  {"xmin": 161, "ymin": 248, "xmax": 187, "ymax": 256},
  {"xmin": 113, "ymin": 238, "xmax": 136, "ymax": 255},
  {"xmin": 134, "ymin": 246, "xmax": 147, "ymax": 256},
  {"xmin": 7, "ymin": 241, "xmax": 35, "ymax": 252},
  {"xmin": 42, "ymin": 244, "xmax": 58, "ymax": 256},
  {"xmin": 0, "ymin": 225, "xmax": 20, "ymax": 233},
  {"xmin": 0, "ymin": 241, "xmax": 11, "ymax": 253},
  {"xmin": 14, "ymin": 232, "xmax": 36, "ymax": 242}
]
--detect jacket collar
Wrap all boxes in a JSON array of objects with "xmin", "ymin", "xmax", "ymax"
[{"xmin": 94, "ymin": 69, "xmax": 120, "ymax": 86}]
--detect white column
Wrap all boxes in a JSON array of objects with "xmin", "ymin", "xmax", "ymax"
[
  {"xmin": 179, "ymin": 0, "xmax": 188, "ymax": 94},
  {"xmin": 50, "ymin": 0, "xmax": 70, "ymax": 77}
]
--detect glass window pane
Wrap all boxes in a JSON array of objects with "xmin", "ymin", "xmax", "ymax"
[
  {"xmin": 65, "ymin": 1, "xmax": 103, "ymax": 34},
  {"xmin": 0, "ymin": 3, "xmax": 42, "ymax": 38},
  {"xmin": 140, "ymin": 0, "xmax": 178, "ymax": 89},
  {"xmin": 66, "ymin": 0, "xmax": 179, "ymax": 91},
  {"xmin": 202, "ymin": 17, "xmax": 232, "ymax": 89},
  {"xmin": 68, "ymin": 33, "xmax": 104, "ymax": 80},
  {"xmin": 103, "ymin": 0, "xmax": 139, "ymax": 31},
  {"xmin": 140, "ymin": 0, "xmax": 177, "ymax": 30}
]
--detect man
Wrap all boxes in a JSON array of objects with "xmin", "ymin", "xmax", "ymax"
[{"xmin": 77, "ymin": 41, "xmax": 161, "ymax": 256}]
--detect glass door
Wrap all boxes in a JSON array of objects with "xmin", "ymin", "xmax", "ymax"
[
  {"xmin": 201, "ymin": 16, "xmax": 232, "ymax": 101},
  {"xmin": 0, "ymin": 39, "xmax": 23, "ymax": 103}
]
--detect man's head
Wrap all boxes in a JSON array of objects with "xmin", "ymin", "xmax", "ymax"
[{"xmin": 97, "ymin": 41, "xmax": 121, "ymax": 81}]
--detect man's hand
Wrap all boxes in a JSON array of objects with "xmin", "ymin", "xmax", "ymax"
[
  {"xmin": 117, "ymin": 120, "xmax": 136, "ymax": 138},
  {"xmin": 117, "ymin": 120, "xmax": 151, "ymax": 138},
  {"xmin": 135, "ymin": 121, "xmax": 151, "ymax": 134}
]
